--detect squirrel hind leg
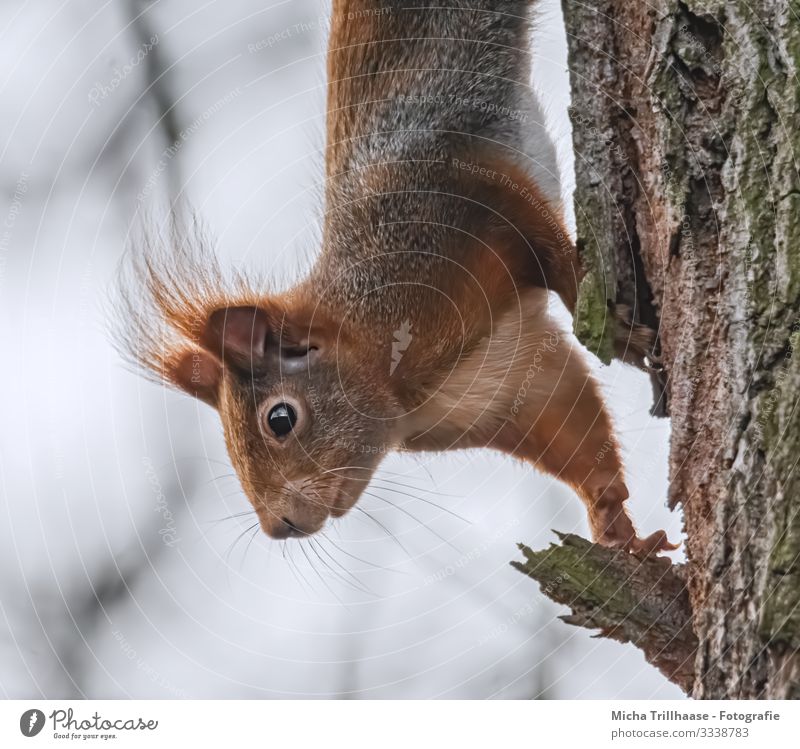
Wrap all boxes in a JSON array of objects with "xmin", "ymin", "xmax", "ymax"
[
  {"xmin": 613, "ymin": 304, "xmax": 669, "ymax": 418},
  {"xmin": 613, "ymin": 304, "xmax": 657, "ymax": 366}
]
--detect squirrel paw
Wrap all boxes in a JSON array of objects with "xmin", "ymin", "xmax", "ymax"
[
  {"xmin": 626, "ymin": 530, "xmax": 680, "ymax": 556},
  {"xmin": 591, "ymin": 502, "xmax": 679, "ymax": 556}
]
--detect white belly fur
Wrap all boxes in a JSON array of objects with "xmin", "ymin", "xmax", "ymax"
[{"xmin": 397, "ymin": 288, "xmax": 579, "ymax": 449}]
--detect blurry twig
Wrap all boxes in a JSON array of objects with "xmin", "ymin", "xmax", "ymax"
[{"xmin": 128, "ymin": 0, "xmax": 182, "ymax": 198}]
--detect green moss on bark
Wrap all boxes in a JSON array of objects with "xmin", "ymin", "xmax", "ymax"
[{"xmin": 573, "ymin": 270, "xmax": 615, "ymax": 363}]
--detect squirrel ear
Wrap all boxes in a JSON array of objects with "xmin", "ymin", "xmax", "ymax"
[
  {"xmin": 169, "ymin": 348, "xmax": 222, "ymax": 407},
  {"xmin": 201, "ymin": 306, "xmax": 271, "ymax": 372}
]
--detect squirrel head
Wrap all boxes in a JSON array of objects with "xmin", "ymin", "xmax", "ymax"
[{"xmin": 119, "ymin": 222, "xmax": 399, "ymax": 539}]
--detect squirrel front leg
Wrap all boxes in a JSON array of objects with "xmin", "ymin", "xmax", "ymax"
[
  {"xmin": 496, "ymin": 333, "xmax": 677, "ymax": 555},
  {"xmin": 397, "ymin": 289, "xmax": 677, "ymax": 554},
  {"xmin": 398, "ymin": 290, "xmax": 677, "ymax": 554}
]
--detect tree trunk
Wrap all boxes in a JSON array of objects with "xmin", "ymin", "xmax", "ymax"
[{"xmin": 516, "ymin": 0, "xmax": 800, "ymax": 698}]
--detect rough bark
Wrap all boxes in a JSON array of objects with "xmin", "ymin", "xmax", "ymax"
[
  {"xmin": 512, "ymin": 535, "xmax": 697, "ymax": 692},
  {"xmin": 516, "ymin": 0, "xmax": 800, "ymax": 698}
]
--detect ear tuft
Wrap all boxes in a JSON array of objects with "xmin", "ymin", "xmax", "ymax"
[{"xmin": 114, "ymin": 211, "xmax": 266, "ymax": 401}]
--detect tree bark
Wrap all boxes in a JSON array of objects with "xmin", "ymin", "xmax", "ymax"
[
  {"xmin": 512, "ymin": 534, "xmax": 697, "ymax": 692},
  {"xmin": 516, "ymin": 0, "xmax": 800, "ymax": 698}
]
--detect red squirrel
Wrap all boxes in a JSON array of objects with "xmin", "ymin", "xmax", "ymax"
[{"xmin": 121, "ymin": 1, "xmax": 676, "ymax": 554}]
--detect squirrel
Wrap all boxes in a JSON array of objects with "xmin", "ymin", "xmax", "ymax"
[{"xmin": 121, "ymin": 0, "xmax": 676, "ymax": 554}]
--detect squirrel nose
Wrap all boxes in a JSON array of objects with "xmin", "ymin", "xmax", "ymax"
[{"xmin": 270, "ymin": 517, "xmax": 308, "ymax": 539}]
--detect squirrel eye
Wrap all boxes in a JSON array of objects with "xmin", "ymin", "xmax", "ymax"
[{"xmin": 267, "ymin": 403, "xmax": 297, "ymax": 437}]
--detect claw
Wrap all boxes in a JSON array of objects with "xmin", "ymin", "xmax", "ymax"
[
  {"xmin": 627, "ymin": 529, "xmax": 681, "ymax": 556},
  {"xmin": 591, "ymin": 500, "xmax": 679, "ymax": 557}
]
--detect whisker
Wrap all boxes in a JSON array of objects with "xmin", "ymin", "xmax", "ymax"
[
  {"xmin": 213, "ymin": 489, "xmax": 252, "ymax": 502},
  {"xmin": 197, "ymin": 510, "xmax": 256, "ymax": 543},
  {"xmin": 285, "ymin": 543, "xmax": 314, "ymax": 594},
  {"xmin": 352, "ymin": 505, "xmax": 413, "ymax": 559},
  {"xmin": 173, "ymin": 456, "xmax": 235, "ymax": 469},
  {"xmin": 312, "ymin": 538, "xmax": 375, "ymax": 596},
  {"xmin": 320, "ymin": 464, "xmax": 430, "ymax": 483},
  {"xmin": 409, "ymin": 456, "xmax": 438, "ymax": 486},
  {"xmin": 223, "ymin": 521, "xmax": 260, "ymax": 568},
  {"xmin": 243, "ymin": 523, "xmax": 262, "ymax": 562},
  {"xmin": 298, "ymin": 539, "xmax": 348, "ymax": 608},
  {"xmin": 363, "ymin": 490, "xmax": 462, "ymax": 554},
  {"xmin": 368, "ymin": 479, "xmax": 470, "ymax": 522},
  {"xmin": 199, "ymin": 472, "xmax": 240, "ymax": 488},
  {"xmin": 369, "ymin": 474, "xmax": 460, "ymax": 499},
  {"xmin": 204, "ymin": 509, "xmax": 257, "ymax": 526},
  {"xmin": 332, "ymin": 482, "xmax": 415, "ymax": 559},
  {"xmin": 321, "ymin": 531, "xmax": 409, "ymax": 576},
  {"xmin": 308, "ymin": 538, "xmax": 368, "ymax": 599}
]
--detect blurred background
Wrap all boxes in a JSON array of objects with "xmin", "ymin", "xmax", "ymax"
[{"xmin": 0, "ymin": 0, "xmax": 684, "ymax": 698}]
